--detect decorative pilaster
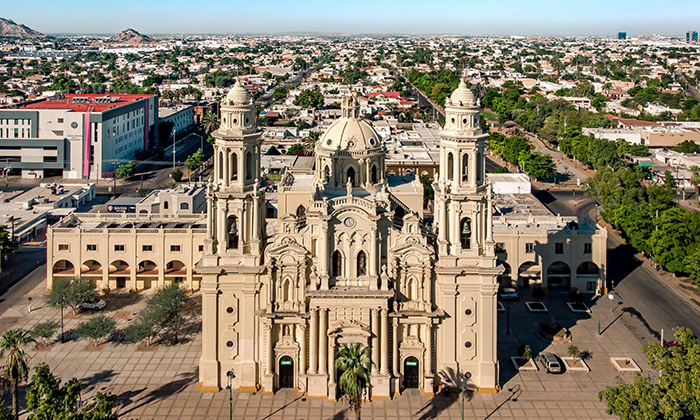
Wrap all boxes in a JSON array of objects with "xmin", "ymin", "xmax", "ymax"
[
  {"xmin": 309, "ymin": 309, "xmax": 318, "ymax": 374},
  {"xmin": 318, "ymin": 309, "xmax": 327, "ymax": 374},
  {"xmin": 371, "ymin": 308, "xmax": 379, "ymax": 374},
  {"xmin": 380, "ymin": 309, "xmax": 389, "ymax": 375}
]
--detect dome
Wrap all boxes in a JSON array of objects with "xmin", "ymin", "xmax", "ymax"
[
  {"xmin": 318, "ymin": 118, "xmax": 382, "ymax": 152},
  {"xmin": 317, "ymin": 96, "xmax": 383, "ymax": 152},
  {"xmin": 225, "ymin": 80, "xmax": 251, "ymax": 105},
  {"xmin": 449, "ymin": 80, "xmax": 476, "ymax": 107}
]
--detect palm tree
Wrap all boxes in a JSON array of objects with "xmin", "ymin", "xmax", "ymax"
[
  {"xmin": 568, "ymin": 345, "xmax": 581, "ymax": 364},
  {"xmin": 519, "ymin": 344, "xmax": 532, "ymax": 361},
  {"xmin": 690, "ymin": 166, "xmax": 700, "ymax": 203},
  {"xmin": 0, "ymin": 329, "xmax": 35, "ymax": 419},
  {"xmin": 303, "ymin": 130, "xmax": 321, "ymax": 155},
  {"xmin": 202, "ymin": 110, "xmax": 220, "ymax": 134},
  {"xmin": 335, "ymin": 343, "xmax": 372, "ymax": 420}
]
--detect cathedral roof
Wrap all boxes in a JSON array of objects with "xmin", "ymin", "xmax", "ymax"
[
  {"xmin": 317, "ymin": 96, "xmax": 382, "ymax": 152},
  {"xmin": 224, "ymin": 80, "xmax": 251, "ymax": 105},
  {"xmin": 448, "ymin": 79, "xmax": 476, "ymax": 107}
]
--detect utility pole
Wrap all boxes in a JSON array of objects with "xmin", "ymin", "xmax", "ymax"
[{"xmin": 172, "ymin": 127, "xmax": 177, "ymax": 171}]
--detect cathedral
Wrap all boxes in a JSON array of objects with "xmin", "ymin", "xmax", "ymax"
[{"xmin": 197, "ymin": 79, "xmax": 502, "ymax": 399}]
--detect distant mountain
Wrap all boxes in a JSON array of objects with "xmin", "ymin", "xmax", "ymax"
[
  {"xmin": 107, "ymin": 28, "xmax": 154, "ymax": 44},
  {"xmin": 0, "ymin": 17, "xmax": 44, "ymax": 38}
]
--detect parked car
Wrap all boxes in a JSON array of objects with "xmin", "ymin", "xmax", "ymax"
[
  {"xmin": 78, "ymin": 299, "xmax": 106, "ymax": 311},
  {"xmin": 498, "ymin": 287, "xmax": 519, "ymax": 301},
  {"xmin": 538, "ymin": 353, "xmax": 563, "ymax": 374}
]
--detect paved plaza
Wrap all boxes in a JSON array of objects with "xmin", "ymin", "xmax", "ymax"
[{"xmin": 0, "ymin": 280, "xmax": 656, "ymax": 419}]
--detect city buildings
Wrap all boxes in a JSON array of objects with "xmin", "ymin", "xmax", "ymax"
[
  {"xmin": 0, "ymin": 94, "xmax": 157, "ymax": 179},
  {"xmin": 158, "ymin": 104, "xmax": 195, "ymax": 137}
]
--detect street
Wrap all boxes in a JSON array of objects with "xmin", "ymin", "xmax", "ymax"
[{"xmin": 535, "ymin": 189, "xmax": 700, "ymax": 340}]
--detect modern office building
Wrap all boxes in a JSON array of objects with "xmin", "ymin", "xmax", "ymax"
[
  {"xmin": 0, "ymin": 94, "xmax": 157, "ymax": 179},
  {"xmin": 618, "ymin": 32, "xmax": 627, "ymax": 40}
]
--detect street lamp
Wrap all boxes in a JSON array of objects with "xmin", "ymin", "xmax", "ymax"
[
  {"xmin": 60, "ymin": 295, "xmax": 65, "ymax": 343},
  {"xmin": 226, "ymin": 370, "xmax": 235, "ymax": 420},
  {"xmin": 459, "ymin": 371, "xmax": 471, "ymax": 420}
]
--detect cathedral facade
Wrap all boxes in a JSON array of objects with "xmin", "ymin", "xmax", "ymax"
[{"xmin": 197, "ymin": 80, "xmax": 501, "ymax": 399}]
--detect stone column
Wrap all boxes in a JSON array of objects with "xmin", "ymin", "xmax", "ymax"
[
  {"xmin": 320, "ymin": 224, "xmax": 329, "ymax": 290},
  {"xmin": 252, "ymin": 194, "xmax": 260, "ymax": 241},
  {"xmin": 424, "ymin": 323, "xmax": 433, "ymax": 376},
  {"xmin": 371, "ymin": 308, "xmax": 379, "ymax": 374},
  {"xmin": 309, "ymin": 309, "xmax": 318, "ymax": 374},
  {"xmin": 265, "ymin": 322, "xmax": 273, "ymax": 375},
  {"xmin": 318, "ymin": 309, "xmax": 327, "ymax": 374},
  {"xmin": 298, "ymin": 323, "xmax": 306, "ymax": 377},
  {"xmin": 392, "ymin": 317, "xmax": 399, "ymax": 377},
  {"xmin": 380, "ymin": 309, "xmax": 389, "ymax": 375},
  {"xmin": 206, "ymin": 192, "xmax": 213, "ymax": 238},
  {"xmin": 369, "ymin": 226, "xmax": 378, "ymax": 289},
  {"xmin": 486, "ymin": 187, "xmax": 494, "ymax": 242}
]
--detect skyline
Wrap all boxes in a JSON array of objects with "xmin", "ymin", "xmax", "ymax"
[{"xmin": 3, "ymin": 0, "xmax": 700, "ymax": 37}]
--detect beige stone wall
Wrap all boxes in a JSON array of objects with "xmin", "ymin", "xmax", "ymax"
[
  {"xmin": 47, "ymin": 213, "xmax": 206, "ymax": 291},
  {"xmin": 493, "ymin": 217, "xmax": 607, "ymax": 293}
]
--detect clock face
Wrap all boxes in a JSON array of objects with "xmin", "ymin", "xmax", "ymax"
[{"xmin": 344, "ymin": 217, "xmax": 355, "ymax": 228}]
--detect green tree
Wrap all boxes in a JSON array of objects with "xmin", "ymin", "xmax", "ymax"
[
  {"xmin": 335, "ymin": 343, "xmax": 372, "ymax": 420},
  {"xmin": 0, "ymin": 329, "xmax": 35, "ymax": 419},
  {"xmin": 518, "ymin": 344, "xmax": 532, "ymax": 360},
  {"xmin": 184, "ymin": 148, "xmax": 205, "ymax": 181},
  {"xmin": 599, "ymin": 327, "xmax": 700, "ymax": 419},
  {"xmin": 303, "ymin": 130, "xmax": 321, "ymax": 155},
  {"xmin": 114, "ymin": 162, "xmax": 135, "ymax": 179},
  {"xmin": 273, "ymin": 86, "xmax": 287, "ymax": 100},
  {"xmin": 75, "ymin": 315, "xmax": 116, "ymax": 346},
  {"xmin": 45, "ymin": 277, "xmax": 98, "ymax": 316},
  {"xmin": 201, "ymin": 110, "xmax": 219, "ymax": 134},
  {"xmin": 171, "ymin": 168, "xmax": 183, "ymax": 182},
  {"xmin": 31, "ymin": 321, "xmax": 59, "ymax": 347},
  {"xmin": 689, "ymin": 166, "xmax": 700, "ymax": 204},
  {"xmin": 293, "ymin": 88, "xmax": 324, "ymax": 109},
  {"xmin": 0, "ymin": 225, "xmax": 15, "ymax": 254},
  {"xmin": 124, "ymin": 306, "xmax": 163, "ymax": 346},
  {"xmin": 286, "ymin": 144, "xmax": 305, "ymax": 156},
  {"xmin": 25, "ymin": 363, "xmax": 118, "ymax": 420},
  {"xmin": 567, "ymin": 345, "xmax": 581, "ymax": 363}
]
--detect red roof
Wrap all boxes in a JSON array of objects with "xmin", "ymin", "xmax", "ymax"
[
  {"xmin": 20, "ymin": 94, "xmax": 155, "ymax": 113},
  {"xmin": 368, "ymin": 91, "xmax": 401, "ymax": 99}
]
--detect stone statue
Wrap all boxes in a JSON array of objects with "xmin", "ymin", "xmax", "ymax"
[{"xmin": 346, "ymin": 177, "xmax": 353, "ymax": 196}]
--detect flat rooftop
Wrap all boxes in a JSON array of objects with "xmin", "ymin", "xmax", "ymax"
[{"xmin": 19, "ymin": 94, "xmax": 155, "ymax": 113}]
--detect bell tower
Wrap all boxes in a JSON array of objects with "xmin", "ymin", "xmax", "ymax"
[
  {"xmin": 198, "ymin": 80, "xmax": 266, "ymax": 392},
  {"xmin": 205, "ymin": 80, "xmax": 265, "ymax": 261},
  {"xmin": 433, "ymin": 79, "xmax": 501, "ymax": 392}
]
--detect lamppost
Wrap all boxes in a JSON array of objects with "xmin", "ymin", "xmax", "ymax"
[
  {"xmin": 459, "ymin": 371, "xmax": 472, "ymax": 420},
  {"xmin": 226, "ymin": 370, "xmax": 235, "ymax": 420}
]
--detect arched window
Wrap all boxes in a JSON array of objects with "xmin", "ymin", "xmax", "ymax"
[
  {"xmin": 332, "ymin": 250, "xmax": 342, "ymax": 278},
  {"xmin": 180, "ymin": 202, "xmax": 189, "ymax": 210},
  {"xmin": 324, "ymin": 165, "xmax": 330, "ymax": 183},
  {"xmin": 460, "ymin": 218, "xmax": 471, "ymax": 249},
  {"xmin": 371, "ymin": 164, "xmax": 378, "ymax": 184},
  {"xmin": 357, "ymin": 250, "xmax": 367, "ymax": 276},
  {"xmin": 406, "ymin": 277, "xmax": 416, "ymax": 301},
  {"xmin": 393, "ymin": 206, "xmax": 405, "ymax": 229},
  {"xmin": 245, "ymin": 151, "xmax": 253, "ymax": 180},
  {"xmin": 296, "ymin": 205, "xmax": 306, "ymax": 219},
  {"xmin": 230, "ymin": 153, "xmax": 238, "ymax": 181},
  {"xmin": 163, "ymin": 201, "xmax": 169, "ymax": 210},
  {"xmin": 447, "ymin": 152, "xmax": 454, "ymax": 181},
  {"xmin": 476, "ymin": 151, "xmax": 483, "ymax": 183},
  {"xmin": 346, "ymin": 167, "xmax": 355, "ymax": 186},
  {"xmin": 227, "ymin": 216, "xmax": 239, "ymax": 249},
  {"xmin": 218, "ymin": 151, "xmax": 224, "ymax": 180},
  {"xmin": 462, "ymin": 153, "xmax": 469, "ymax": 182},
  {"xmin": 282, "ymin": 278, "xmax": 291, "ymax": 302}
]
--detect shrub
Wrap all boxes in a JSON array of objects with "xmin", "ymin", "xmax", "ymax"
[
  {"xmin": 31, "ymin": 321, "xmax": 59, "ymax": 346},
  {"xmin": 75, "ymin": 315, "xmax": 116, "ymax": 346}
]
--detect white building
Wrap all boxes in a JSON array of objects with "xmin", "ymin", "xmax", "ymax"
[
  {"xmin": 0, "ymin": 94, "xmax": 158, "ymax": 179},
  {"xmin": 158, "ymin": 105, "xmax": 195, "ymax": 136}
]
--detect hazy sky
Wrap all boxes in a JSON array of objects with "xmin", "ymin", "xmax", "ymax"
[{"xmin": 4, "ymin": 0, "xmax": 700, "ymax": 36}]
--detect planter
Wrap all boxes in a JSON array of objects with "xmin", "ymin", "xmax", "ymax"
[
  {"xmin": 562, "ymin": 357, "xmax": 590, "ymax": 372},
  {"xmin": 566, "ymin": 302, "xmax": 591, "ymax": 313},
  {"xmin": 497, "ymin": 301, "xmax": 505, "ymax": 312},
  {"xmin": 526, "ymin": 301, "xmax": 548, "ymax": 312},
  {"xmin": 610, "ymin": 357, "xmax": 641, "ymax": 373},
  {"xmin": 511, "ymin": 356, "xmax": 538, "ymax": 372}
]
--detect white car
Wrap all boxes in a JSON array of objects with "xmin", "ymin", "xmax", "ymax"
[{"xmin": 79, "ymin": 299, "xmax": 106, "ymax": 311}]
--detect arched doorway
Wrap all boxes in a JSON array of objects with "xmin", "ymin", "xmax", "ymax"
[
  {"xmin": 346, "ymin": 167, "xmax": 356, "ymax": 186},
  {"xmin": 547, "ymin": 261, "xmax": 571, "ymax": 289},
  {"xmin": 278, "ymin": 356, "xmax": 294, "ymax": 388},
  {"xmin": 404, "ymin": 357, "xmax": 419, "ymax": 389},
  {"xmin": 518, "ymin": 261, "xmax": 540, "ymax": 288}
]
